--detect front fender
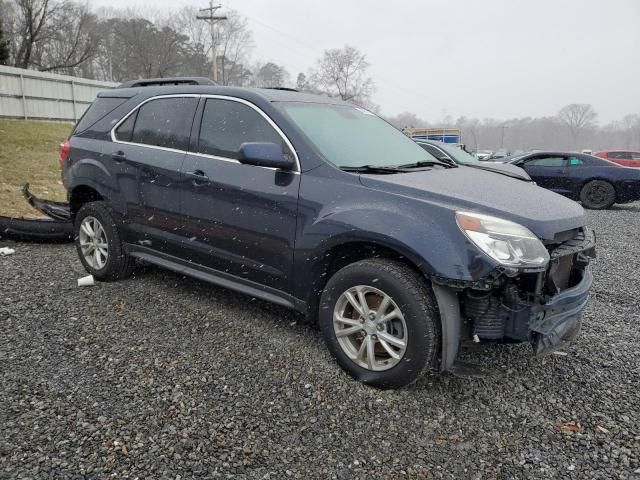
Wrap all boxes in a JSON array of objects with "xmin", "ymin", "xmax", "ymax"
[{"xmin": 294, "ymin": 202, "xmax": 499, "ymax": 303}]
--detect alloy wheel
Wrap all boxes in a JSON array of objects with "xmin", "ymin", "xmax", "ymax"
[
  {"xmin": 333, "ymin": 285, "xmax": 408, "ymax": 371},
  {"xmin": 78, "ymin": 216, "xmax": 109, "ymax": 269}
]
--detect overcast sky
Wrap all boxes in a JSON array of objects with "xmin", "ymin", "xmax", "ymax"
[{"xmin": 95, "ymin": 0, "xmax": 640, "ymax": 124}]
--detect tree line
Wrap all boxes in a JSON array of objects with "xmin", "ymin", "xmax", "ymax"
[
  {"xmin": 0, "ymin": 0, "xmax": 376, "ymax": 108},
  {"xmin": 387, "ymin": 104, "xmax": 640, "ymax": 152},
  {"xmin": 1, "ymin": 0, "xmax": 638, "ymax": 151}
]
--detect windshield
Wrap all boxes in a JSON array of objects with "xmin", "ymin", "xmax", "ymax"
[
  {"xmin": 277, "ymin": 102, "xmax": 438, "ymax": 168},
  {"xmin": 437, "ymin": 143, "xmax": 478, "ymax": 164}
]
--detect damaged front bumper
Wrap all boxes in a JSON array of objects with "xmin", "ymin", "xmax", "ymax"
[
  {"xmin": 22, "ymin": 183, "xmax": 71, "ymax": 221},
  {"xmin": 529, "ymin": 264, "xmax": 592, "ymax": 355},
  {"xmin": 0, "ymin": 184, "xmax": 73, "ymax": 242},
  {"xmin": 433, "ymin": 227, "xmax": 596, "ymax": 372}
]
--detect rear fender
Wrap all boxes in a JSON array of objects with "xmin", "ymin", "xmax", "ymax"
[{"xmin": 66, "ymin": 158, "xmax": 126, "ymax": 215}]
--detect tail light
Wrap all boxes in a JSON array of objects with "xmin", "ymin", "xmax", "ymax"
[{"xmin": 58, "ymin": 139, "xmax": 70, "ymax": 168}]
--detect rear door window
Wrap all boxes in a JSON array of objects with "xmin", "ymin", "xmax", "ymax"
[
  {"xmin": 125, "ymin": 97, "xmax": 198, "ymax": 150},
  {"xmin": 526, "ymin": 156, "xmax": 567, "ymax": 167},
  {"xmin": 114, "ymin": 112, "xmax": 137, "ymax": 142},
  {"xmin": 197, "ymin": 99, "xmax": 287, "ymax": 159}
]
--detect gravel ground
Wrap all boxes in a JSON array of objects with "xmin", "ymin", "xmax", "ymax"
[{"xmin": 1, "ymin": 204, "xmax": 639, "ymax": 479}]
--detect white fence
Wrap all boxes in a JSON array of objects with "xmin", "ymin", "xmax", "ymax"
[{"xmin": 0, "ymin": 66, "xmax": 118, "ymax": 121}]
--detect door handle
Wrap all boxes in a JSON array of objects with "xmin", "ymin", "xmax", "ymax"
[
  {"xmin": 185, "ymin": 170, "xmax": 210, "ymax": 186},
  {"xmin": 111, "ymin": 151, "xmax": 127, "ymax": 163}
]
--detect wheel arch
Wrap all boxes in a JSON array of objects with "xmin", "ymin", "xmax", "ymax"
[
  {"xmin": 302, "ymin": 238, "xmax": 430, "ymax": 323},
  {"xmin": 578, "ymin": 177, "xmax": 620, "ymax": 201},
  {"xmin": 69, "ymin": 184, "xmax": 104, "ymax": 217}
]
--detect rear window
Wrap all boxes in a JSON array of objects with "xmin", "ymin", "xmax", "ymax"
[
  {"xmin": 609, "ymin": 152, "xmax": 631, "ymax": 159},
  {"xmin": 73, "ymin": 97, "xmax": 128, "ymax": 134}
]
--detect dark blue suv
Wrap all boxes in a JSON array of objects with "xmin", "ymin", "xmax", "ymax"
[{"xmin": 62, "ymin": 78, "xmax": 596, "ymax": 388}]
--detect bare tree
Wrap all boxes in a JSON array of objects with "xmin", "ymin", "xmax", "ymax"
[
  {"xmin": 214, "ymin": 10, "xmax": 253, "ymax": 86},
  {"xmin": 558, "ymin": 103, "xmax": 598, "ymax": 148},
  {"xmin": 456, "ymin": 116, "xmax": 481, "ymax": 151},
  {"xmin": 385, "ymin": 112, "xmax": 428, "ymax": 130},
  {"xmin": 30, "ymin": 2, "xmax": 98, "ymax": 74},
  {"xmin": 9, "ymin": 0, "xmax": 58, "ymax": 68},
  {"xmin": 309, "ymin": 45, "xmax": 375, "ymax": 107},
  {"xmin": 621, "ymin": 114, "xmax": 640, "ymax": 149}
]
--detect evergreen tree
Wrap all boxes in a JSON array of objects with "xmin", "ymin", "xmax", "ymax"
[{"xmin": 0, "ymin": 20, "xmax": 9, "ymax": 65}]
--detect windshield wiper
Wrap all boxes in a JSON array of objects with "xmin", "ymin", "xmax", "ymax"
[
  {"xmin": 398, "ymin": 159, "xmax": 456, "ymax": 169},
  {"xmin": 340, "ymin": 165, "xmax": 420, "ymax": 174}
]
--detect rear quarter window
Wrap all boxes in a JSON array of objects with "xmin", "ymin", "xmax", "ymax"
[{"xmin": 73, "ymin": 97, "xmax": 128, "ymax": 134}]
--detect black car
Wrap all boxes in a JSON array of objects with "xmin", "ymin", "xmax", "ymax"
[
  {"xmin": 62, "ymin": 78, "xmax": 595, "ymax": 388},
  {"xmin": 496, "ymin": 151, "xmax": 640, "ymax": 209},
  {"xmin": 415, "ymin": 139, "xmax": 532, "ymax": 181}
]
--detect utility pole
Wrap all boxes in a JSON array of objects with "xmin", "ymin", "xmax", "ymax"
[
  {"xmin": 500, "ymin": 123, "xmax": 509, "ymax": 149},
  {"xmin": 197, "ymin": 1, "xmax": 227, "ymax": 82}
]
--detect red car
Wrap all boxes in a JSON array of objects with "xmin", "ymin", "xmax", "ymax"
[{"xmin": 595, "ymin": 150, "xmax": 640, "ymax": 168}]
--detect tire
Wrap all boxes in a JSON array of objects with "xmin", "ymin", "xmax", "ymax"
[
  {"xmin": 580, "ymin": 180, "xmax": 616, "ymax": 209},
  {"xmin": 319, "ymin": 259, "xmax": 440, "ymax": 389},
  {"xmin": 0, "ymin": 215, "xmax": 73, "ymax": 242},
  {"xmin": 74, "ymin": 201, "xmax": 133, "ymax": 281}
]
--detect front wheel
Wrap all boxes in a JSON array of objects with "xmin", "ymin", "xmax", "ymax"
[
  {"xmin": 580, "ymin": 180, "xmax": 616, "ymax": 209},
  {"xmin": 319, "ymin": 259, "xmax": 440, "ymax": 388}
]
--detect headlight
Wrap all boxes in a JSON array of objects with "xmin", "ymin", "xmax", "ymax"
[{"xmin": 456, "ymin": 211, "xmax": 549, "ymax": 268}]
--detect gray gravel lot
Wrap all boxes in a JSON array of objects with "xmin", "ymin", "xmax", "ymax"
[{"xmin": 1, "ymin": 203, "xmax": 639, "ymax": 479}]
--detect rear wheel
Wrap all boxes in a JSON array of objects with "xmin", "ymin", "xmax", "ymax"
[
  {"xmin": 319, "ymin": 259, "xmax": 440, "ymax": 388},
  {"xmin": 580, "ymin": 180, "xmax": 616, "ymax": 209},
  {"xmin": 74, "ymin": 202, "xmax": 133, "ymax": 281}
]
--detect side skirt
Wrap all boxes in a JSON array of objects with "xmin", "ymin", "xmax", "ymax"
[{"xmin": 124, "ymin": 243, "xmax": 306, "ymax": 313}]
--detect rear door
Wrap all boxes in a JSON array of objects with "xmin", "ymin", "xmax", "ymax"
[
  {"xmin": 110, "ymin": 95, "xmax": 199, "ymax": 254},
  {"xmin": 179, "ymin": 97, "xmax": 300, "ymax": 294},
  {"xmin": 519, "ymin": 155, "xmax": 569, "ymax": 192}
]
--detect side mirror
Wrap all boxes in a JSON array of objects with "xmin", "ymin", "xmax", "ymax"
[{"xmin": 238, "ymin": 142, "xmax": 295, "ymax": 170}]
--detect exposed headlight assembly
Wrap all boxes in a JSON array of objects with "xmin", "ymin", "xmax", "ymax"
[{"xmin": 456, "ymin": 211, "xmax": 549, "ymax": 268}]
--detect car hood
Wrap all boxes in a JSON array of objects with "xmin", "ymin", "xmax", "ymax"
[
  {"xmin": 462, "ymin": 162, "xmax": 531, "ymax": 181},
  {"xmin": 359, "ymin": 167, "xmax": 586, "ymax": 240}
]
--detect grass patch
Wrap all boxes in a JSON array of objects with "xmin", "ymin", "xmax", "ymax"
[{"xmin": 0, "ymin": 119, "xmax": 73, "ymax": 217}]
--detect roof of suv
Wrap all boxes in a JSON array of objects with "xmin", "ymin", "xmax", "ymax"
[{"xmin": 99, "ymin": 84, "xmax": 347, "ymax": 106}]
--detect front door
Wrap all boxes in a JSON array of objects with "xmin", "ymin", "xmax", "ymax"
[
  {"xmin": 520, "ymin": 155, "xmax": 568, "ymax": 193},
  {"xmin": 179, "ymin": 97, "xmax": 300, "ymax": 294}
]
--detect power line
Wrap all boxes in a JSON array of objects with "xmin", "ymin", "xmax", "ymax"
[{"xmin": 223, "ymin": 4, "xmax": 437, "ymax": 109}]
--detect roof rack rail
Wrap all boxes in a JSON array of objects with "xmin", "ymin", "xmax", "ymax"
[
  {"xmin": 265, "ymin": 87, "xmax": 299, "ymax": 92},
  {"xmin": 117, "ymin": 77, "xmax": 217, "ymax": 88}
]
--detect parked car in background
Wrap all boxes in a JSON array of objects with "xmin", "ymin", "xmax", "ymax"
[
  {"xmin": 61, "ymin": 78, "xmax": 596, "ymax": 388},
  {"xmin": 489, "ymin": 149, "xmax": 510, "ymax": 160},
  {"xmin": 416, "ymin": 140, "xmax": 532, "ymax": 181},
  {"xmin": 475, "ymin": 150, "xmax": 493, "ymax": 161},
  {"xmin": 595, "ymin": 150, "xmax": 640, "ymax": 168},
  {"xmin": 496, "ymin": 151, "xmax": 640, "ymax": 209}
]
